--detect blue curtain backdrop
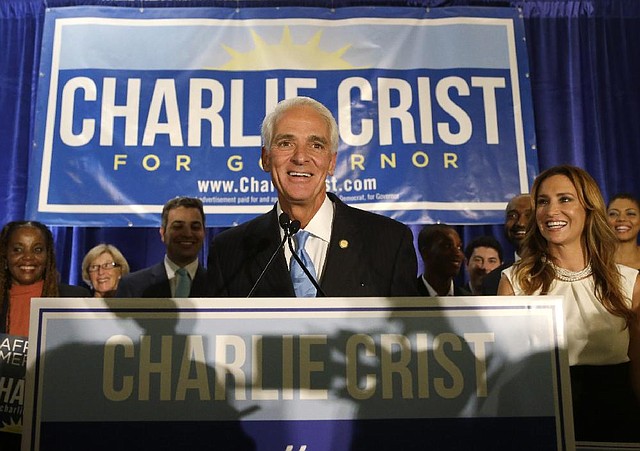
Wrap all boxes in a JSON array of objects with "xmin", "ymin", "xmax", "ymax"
[{"xmin": 1, "ymin": 0, "xmax": 640, "ymax": 286}]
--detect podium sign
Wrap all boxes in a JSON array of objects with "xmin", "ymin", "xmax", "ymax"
[
  {"xmin": 0, "ymin": 334, "xmax": 28, "ymax": 434},
  {"xmin": 22, "ymin": 297, "xmax": 574, "ymax": 450}
]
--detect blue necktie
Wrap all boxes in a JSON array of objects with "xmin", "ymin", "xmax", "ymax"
[
  {"xmin": 175, "ymin": 267, "xmax": 191, "ymax": 297},
  {"xmin": 290, "ymin": 230, "xmax": 317, "ymax": 297}
]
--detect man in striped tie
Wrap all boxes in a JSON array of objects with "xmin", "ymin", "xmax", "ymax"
[{"xmin": 208, "ymin": 97, "xmax": 419, "ymax": 298}]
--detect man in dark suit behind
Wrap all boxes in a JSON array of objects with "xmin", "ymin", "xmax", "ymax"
[
  {"xmin": 207, "ymin": 97, "xmax": 418, "ymax": 298},
  {"xmin": 416, "ymin": 224, "xmax": 470, "ymax": 296},
  {"xmin": 481, "ymin": 193, "xmax": 532, "ymax": 295},
  {"xmin": 116, "ymin": 197, "xmax": 209, "ymax": 298}
]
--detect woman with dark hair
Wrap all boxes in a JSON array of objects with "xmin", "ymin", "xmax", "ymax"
[
  {"xmin": 607, "ymin": 193, "xmax": 640, "ymax": 269},
  {"xmin": 498, "ymin": 165, "xmax": 640, "ymax": 442},
  {"xmin": 0, "ymin": 221, "xmax": 89, "ymax": 450},
  {"xmin": 0, "ymin": 221, "xmax": 89, "ymax": 336}
]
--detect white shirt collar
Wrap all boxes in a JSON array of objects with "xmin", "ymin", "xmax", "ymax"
[
  {"xmin": 279, "ymin": 196, "xmax": 334, "ymax": 278},
  {"xmin": 301, "ymin": 196, "xmax": 333, "ymax": 243},
  {"xmin": 164, "ymin": 255, "xmax": 199, "ymax": 280},
  {"xmin": 421, "ymin": 274, "xmax": 454, "ymax": 296},
  {"xmin": 277, "ymin": 196, "xmax": 334, "ymax": 243}
]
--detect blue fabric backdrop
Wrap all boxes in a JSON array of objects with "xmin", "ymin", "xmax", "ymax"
[{"xmin": 2, "ymin": 0, "xmax": 640, "ymax": 286}]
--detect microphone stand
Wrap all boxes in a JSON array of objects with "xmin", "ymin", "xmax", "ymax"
[{"xmin": 246, "ymin": 213, "xmax": 292, "ymax": 298}]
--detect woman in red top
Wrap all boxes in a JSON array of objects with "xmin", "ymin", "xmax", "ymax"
[{"xmin": 0, "ymin": 221, "xmax": 89, "ymax": 336}]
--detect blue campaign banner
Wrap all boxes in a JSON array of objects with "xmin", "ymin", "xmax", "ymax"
[
  {"xmin": 22, "ymin": 297, "xmax": 573, "ymax": 451},
  {"xmin": 26, "ymin": 6, "xmax": 537, "ymax": 227}
]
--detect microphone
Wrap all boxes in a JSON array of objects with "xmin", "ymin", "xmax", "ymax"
[
  {"xmin": 287, "ymin": 228, "xmax": 327, "ymax": 297},
  {"xmin": 247, "ymin": 212, "xmax": 292, "ymax": 297},
  {"xmin": 289, "ymin": 219, "xmax": 301, "ymax": 235},
  {"xmin": 279, "ymin": 211, "xmax": 292, "ymax": 231}
]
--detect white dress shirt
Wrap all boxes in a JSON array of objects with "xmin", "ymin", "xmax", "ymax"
[
  {"xmin": 421, "ymin": 274, "xmax": 454, "ymax": 296},
  {"xmin": 280, "ymin": 196, "xmax": 334, "ymax": 280}
]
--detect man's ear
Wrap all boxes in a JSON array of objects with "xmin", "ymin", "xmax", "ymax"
[
  {"xmin": 261, "ymin": 147, "xmax": 271, "ymax": 172},
  {"xmin": 159, "ymin": 226, "xmax": 166, "ymax": 244}
]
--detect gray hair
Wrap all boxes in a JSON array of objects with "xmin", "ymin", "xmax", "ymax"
[{"xmin": 261, "ymin": 96, "xmax": 339, "ymax": 154}]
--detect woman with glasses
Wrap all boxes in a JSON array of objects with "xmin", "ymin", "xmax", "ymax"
[{"xmin": 81, "ymin": 244, "xmax": 130, "ymax": 298}]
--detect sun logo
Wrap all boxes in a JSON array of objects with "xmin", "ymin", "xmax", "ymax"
[
  {"xmin": 218, "ymin": 27, "xmax": 359, "ymax": 71},
  {"xmin": 1, "ymin": 417, "xmax": 23, "ymax": 434}
]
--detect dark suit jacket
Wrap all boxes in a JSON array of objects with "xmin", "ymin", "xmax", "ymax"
[
  {"xmin": 59, "ymin": 283, "xmax": 92, "ymax": 297},
  {"xmin": 416, "ymin": 276, "xmax": 470, "ymax": 296},
  {"xmin": 207, "ymin": 193, "xmax": 419, "ymax": 298},
  {"xmin": 481, "ymin": 263, "xmax": 510, "ymax": 295},
  {"xmin": 116, "ymin": 261, "xmax": 209, "ymax": 298}
]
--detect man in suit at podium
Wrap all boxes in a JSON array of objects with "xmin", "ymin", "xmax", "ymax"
[
  {"xmin": 207, "ymin": 96, "xmax": 418, "ymax": 298},
  {"xmin": 116, "ymin": 197, "xmax": 209, "ymax": 298}
]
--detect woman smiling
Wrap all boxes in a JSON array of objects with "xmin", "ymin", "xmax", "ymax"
[
  {"xmin": 81, "ymin": 244, "xmax": 130, "ymax": 298},
  {"xmin": 607, "ymin": 193, "xmax": 640, "ymax": 269},
  {"xmin": 498, "ymin": 165, "xmax": 640, "ymax": 442},
  {"xmin": 0, "ymin": 221, "xmax": 89, "ymax": 336}
]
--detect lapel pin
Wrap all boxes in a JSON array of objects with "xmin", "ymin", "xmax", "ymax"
[{"xmin": 339, "ymin": 239, "xmax": 349, "ymax": 249}]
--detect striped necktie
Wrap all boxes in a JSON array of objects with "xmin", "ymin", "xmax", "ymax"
[{"xmin": 290, "ymin": 230, "xmax": 317, "ymax": 297}]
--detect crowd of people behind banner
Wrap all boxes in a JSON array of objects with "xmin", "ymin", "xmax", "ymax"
[{"xmin": 1, "ymin": 97, "xmax": 640, "ymax": 447}]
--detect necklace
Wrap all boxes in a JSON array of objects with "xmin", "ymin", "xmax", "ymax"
[{"xmin": 548, "ymin": 260, "xmax": 592, "ymax": 282}]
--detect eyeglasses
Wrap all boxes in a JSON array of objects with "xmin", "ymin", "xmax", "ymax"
[{"xmin": 88, "ymin": 262, "xmax": 121, "ymax": 273}]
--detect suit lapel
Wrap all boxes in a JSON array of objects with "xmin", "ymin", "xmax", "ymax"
[
  {"xmin": 190, "ymin": 266, "xmax": 209, "ymax": 297},
  {"xmin": 251, "ymin": 209, "xmax": 294, "ymax": 297},
  {"xmin": 146, "ymin": 263, "xmax": 172, "ymax": 297},
  {"xmin": 320, "ymin": 196, "xmax": 360, "ymax": 296}
]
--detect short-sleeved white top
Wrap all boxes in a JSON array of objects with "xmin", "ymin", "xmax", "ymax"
[{"xmin": 503, "ymin": 264, "xmax": 637, "ymax": 366}]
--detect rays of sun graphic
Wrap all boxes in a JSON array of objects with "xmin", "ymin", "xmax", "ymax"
[
  {"xmin": 218, "ymin": 27, "xmax": 358, "ymax": 70},
  {"xmin": 1, "ymin": 417, "xmax": 22, "ymax": 434}
]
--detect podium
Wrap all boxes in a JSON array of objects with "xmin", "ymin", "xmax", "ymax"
[{"xmin": 21, "ymin": 296, "xmax": 574, "ymax": 450}]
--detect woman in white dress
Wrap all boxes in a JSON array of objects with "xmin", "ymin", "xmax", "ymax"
[{"xmin": 498, "ymin": 165, "xmax": 640, "ymax": 442}]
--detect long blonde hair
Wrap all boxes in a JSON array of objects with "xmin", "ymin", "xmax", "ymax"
[{"xmin": 512, "ymin": 165, "xmax": 635, "ymax": 325}]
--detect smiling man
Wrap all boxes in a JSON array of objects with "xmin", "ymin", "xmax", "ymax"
[
  {"xmin": 416, "ymin": 224, "xmax": 470, "ymax": 297},
  {"xmin": 463, "ymin": 235, "xmax": 503, "ymax": 295},
  {"xmin": 116, "ymin": 197, "xmax": 209, "ymax": 298},
  {"xmin": 207, "ymin": 96, "xmax": 418, "ymax": 298},
  {"xmin": 481, "ymin": 193, "xmax": 532, "ymax": 295}
]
